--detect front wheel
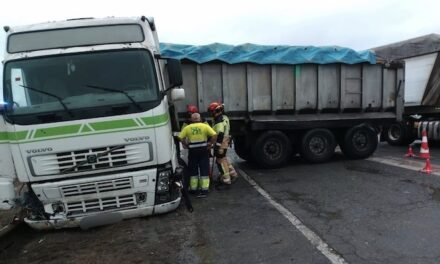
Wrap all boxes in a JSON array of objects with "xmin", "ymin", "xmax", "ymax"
[
  {"xmin": 341, "ymin": 125, "xmax": 378, "ymax": 159},
  {"xmin": 385, "ymin": 122, "xmax": 414, "ymax": 146},
  {"xmin": 252, "ymin": 131, "xmax": 292, "ymax": 168}
]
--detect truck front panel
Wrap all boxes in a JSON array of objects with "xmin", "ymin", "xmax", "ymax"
[{"xmin": 1, "ymin": 17, "xmax": 183, "ymax": 229}]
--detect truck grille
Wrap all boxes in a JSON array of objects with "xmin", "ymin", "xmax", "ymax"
[
  {"xmin": 30, "ymin": 142, "xmax": 152, "ymax": 176},
  {"xmin": 66, "ymin": 194, "xmax": 137, "ymax": 216},
  {"xmin": 60, "ymin": 177, "xmax": 133, "ymax": 197},
  {"xmin": 57, "ymin": 145, "xmax": 128, "ymax": 173}
]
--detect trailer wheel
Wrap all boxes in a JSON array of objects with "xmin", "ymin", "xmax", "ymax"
[
  {"xmin": 300, "ymin": 129, "xmax": 336, "ymax": 163},
  {"xmin": 233, "ymin": 136, "xmax": 252, "ymax": 161},
  {"xmin": 385, "ymin": 122, "xmax": 414, "ymax": 146},
  {"xmin": 342, "ymin": 125, "xmax": 378, "ymax": 159},
  {"xmin": 252, "ymin": 131, "xmax": 292, "ymax": 168}
]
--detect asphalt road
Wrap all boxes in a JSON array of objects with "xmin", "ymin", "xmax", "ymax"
[{"xmin": 2, "ymin": 143, "xmax": 440, "ymax": 264}]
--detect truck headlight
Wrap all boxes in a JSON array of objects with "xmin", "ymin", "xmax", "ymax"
[{"xmin": 157, "ymin": 169, "xmax": 172, "ymax": 193}]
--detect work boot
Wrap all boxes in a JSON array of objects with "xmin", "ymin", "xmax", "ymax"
[
  {"xmin": 230, "ymin": 176, "xmax": 238, "ymax": 184},
  {"xmin": 197, "ymin": 192, "xmax": 208, "ymax": 198},
  {"xmin": 214, "ymin": 181, "xmax": 231, "ymax": 191}
]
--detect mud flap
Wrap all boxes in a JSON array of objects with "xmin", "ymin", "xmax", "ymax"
[{"xmin": 79, "ymin": 212, "xmax": 123, "ymax": 230}]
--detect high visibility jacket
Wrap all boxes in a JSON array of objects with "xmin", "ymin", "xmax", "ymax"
[
  {"xmin": 182, "ymin": 119, "xmax": 210, "ymax": 130},
  {"xmin": 178, "ymin": 122, "xmax": 216, "ymax": 149},
  {"xmin": 212, "ymin": 115, "xmax": 231, "ymax": 148}
]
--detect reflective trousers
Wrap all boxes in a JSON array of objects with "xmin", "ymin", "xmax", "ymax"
[
  {"xmin": 188, "ymin": 147, "xmax": 210, "ymax": 191},
  {"xmin": 215, "ymin": 147, "xmax": 238, "ymax": 184}
]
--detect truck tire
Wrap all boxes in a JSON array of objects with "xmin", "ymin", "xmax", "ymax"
[
  {"xmin": 252, "ymin": 131, "xmax": 292, "ymax": 168},
  {"xmin": 300, "ymin": 128, "xmax": 336, "ymax": 163},
  {"xmin": 233, "ymin": 136, "xmax": 252, "ymax": 161},
  {"xmin": 341, "ymin": 125, "xmax": 378, "ymax": 159},
  {"xmin": 385, "ymin": 122, "xmax": 414, "ymax": 146}
]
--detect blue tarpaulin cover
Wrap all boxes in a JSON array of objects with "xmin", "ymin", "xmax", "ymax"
[{"xmin": 159, "ymin": 43, "xmax": 376, "ymax": 65}]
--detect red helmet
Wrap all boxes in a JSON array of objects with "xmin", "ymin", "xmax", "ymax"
[
  {"xmin": 208, "ymin": 101, "xmax": 223, "ymax": 113},
  {"xmin": 186, "ymin": 104, "xmax": 199, "ymax": 114}
]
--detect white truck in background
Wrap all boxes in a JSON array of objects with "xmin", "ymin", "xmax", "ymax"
[
  {"xmin": 0, "ymin": 16, "xmax": 186, "ymax": 229},
  {"xmin": 374, "ymin": 34, "xmax": 440, "ymax": 145}
]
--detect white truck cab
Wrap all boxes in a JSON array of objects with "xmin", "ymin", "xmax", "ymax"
[{"xmin": 1, "ymin": 16, "xmax": 185, "ymax": 229}]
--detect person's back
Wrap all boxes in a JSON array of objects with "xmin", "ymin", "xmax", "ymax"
[
  {"xmin": 182, "ymin": 122, "xmax": 215, "ymax": 148},
  {"xmin": 178, "ymin": 113, "xmax": 216, "ymax": 196}
]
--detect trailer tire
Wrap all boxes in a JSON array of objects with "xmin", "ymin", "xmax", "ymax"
[
  {"xmin": 300, "ymin": 129, "xmax": 336, "ymax": 163},
  {"xmin": 342, "ymin": 125, "xmax": 378, "ymax": 159},
  {"xmin": 233, "ymin": 136, "xmax": 252, "ymax": 161},
  {"xmin": 385, "ymin": 122, "xmax": 414, "ymax": 146},
  {"xmin": 252, "ymin": 131, "xmax": 292, "ymax": 168}
]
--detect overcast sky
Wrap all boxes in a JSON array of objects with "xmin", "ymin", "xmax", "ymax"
[{"xmin": 1, "ymin": 0, "xmax": 440, "ymax": 92}]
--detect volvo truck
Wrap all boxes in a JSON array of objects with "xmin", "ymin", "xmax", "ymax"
[{"xmin": 0, "ymin": 16, "xmax": 185, "ymax": 230}]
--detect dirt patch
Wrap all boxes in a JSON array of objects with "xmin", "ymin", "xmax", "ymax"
[
  {"xmin": 284, "ymin": 191, "xmax": 342, "ymax": 221},
  {"xmin": 285, "ymin": 191, "xmax": 305, "ymax": 202},
  {"xmin": 430, "ymin": 187, "xmax": 440, "ymax": 201},
  {"xmin": 0, "ymin": 208, "xmax": 198, "ymax": 264},
  {"xmin": 345, "ymin": 164, "xmax": 381, "ymax": 174},
  {"xmin": 400, "ymin": 179, "xmax": 416, "ymax": 184}
]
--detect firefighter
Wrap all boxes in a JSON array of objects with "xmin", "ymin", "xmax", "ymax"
[
  {"xmin": 182, "ymin": 104, "xmax": 200, "ymax": 129},
  {"xmin": 182, "ymin": 104, "xmax": 209, "ymax": 129},
  {"xmin": 207, "ymin": 101, "xmax": 238, "ymax": 188},
  {"xmin": 178, "ymin": 113, "xmax": 217, "ymax": 197}
]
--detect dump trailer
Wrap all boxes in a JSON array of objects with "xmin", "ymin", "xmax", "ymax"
[
  {"xmin": 161, "ymin": 44, "xmax": 404, "ymax": 168},
  {"xmin": 374, "ymin": 34, "xmax": 440, "ymax": 144}
]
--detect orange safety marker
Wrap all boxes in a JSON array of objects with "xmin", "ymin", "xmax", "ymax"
[
  {"xmin": 421, "ymin": 158, "xmax": 433, "ymax": 174},
  {"xmin": 419, "ymin": 129, "xmax": 430, "ymax": 159},
  {"xmin": 404, "ymin": 144, "xmax": 416, "ymax": 158}
]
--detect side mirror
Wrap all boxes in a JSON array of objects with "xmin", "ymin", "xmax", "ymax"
[
  {"xmin": 171, "ymin": 88, "xmax": 185, "ymax": 101},
  {"xmin": 167, "ymin": 58, "xmax": 183, "ymax": 88}
]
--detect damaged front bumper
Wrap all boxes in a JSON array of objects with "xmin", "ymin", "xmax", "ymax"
[{"xmin": 24, "ymin": 197, "xmax": 181, "ymax": 230}]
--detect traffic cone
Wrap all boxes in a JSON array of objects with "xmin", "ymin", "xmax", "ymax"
[
  {"xmin": 421, "ymin": 158, "xmax": 432, "ymax": 174},
  {"xmin": 419, "ymin": 129, "xmax": 430, "ymax": 159},
  {"xmin": 404, "ymin": 145, "xmax": 416, "ymax": 158}
]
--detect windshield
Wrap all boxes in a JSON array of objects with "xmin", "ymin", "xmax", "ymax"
[{"xmin": 3, "ymin": 49, "xmax": 160, "ymax": 125}]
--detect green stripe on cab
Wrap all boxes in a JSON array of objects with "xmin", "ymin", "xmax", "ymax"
[
  {"xmin": 141, "ymin": 114, "xmax": 168, "ymax": 126},
  {"xmin": 34, "ymin": 125, "xmax": 81, "ymax": 138},
  {"xmin": 89, "ymin": 119, "xmax": 139, "ymax": 131}
]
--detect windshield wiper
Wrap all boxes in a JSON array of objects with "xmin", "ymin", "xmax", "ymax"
[
  {"xmin": 19, "ymin": 84, "xmax": 73, "ymax": 117},
  {"xmin": 84, "ymin": 84, "xmax": 143, "ymax": 111}
]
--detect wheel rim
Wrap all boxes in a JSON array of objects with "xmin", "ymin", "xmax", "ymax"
[
  {"xmin": 309, "ymin": 136, "xmax": 327, "ymax": 155},
  {"xmin": 352, "ymin": 131, "xmax": 368, "ymax": 151},
  {"xmin": 263, "ymin": 138, "xmax": 283, "ymax": 161},
  {"xmin": 388, "ymin": 124, "xmax": 401, "ymax": 141}
]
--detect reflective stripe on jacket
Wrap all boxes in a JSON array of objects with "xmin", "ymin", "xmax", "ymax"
[{"xmin": 212, "ymin": 115, "xmax": 231, "ymax": 148}]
